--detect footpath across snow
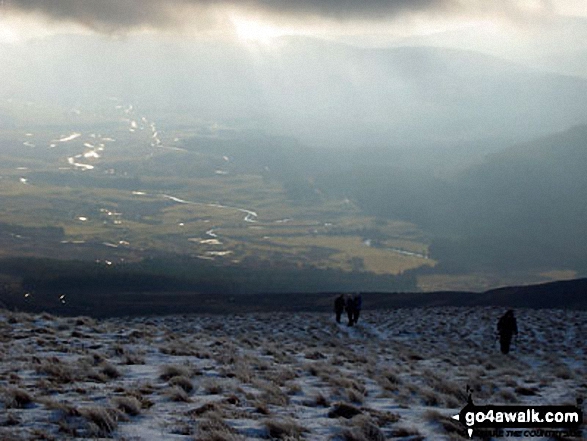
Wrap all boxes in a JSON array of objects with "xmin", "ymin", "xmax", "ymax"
[{"xmin": 0, "ymin": 307, "xmax": 585, "ymax": 440}]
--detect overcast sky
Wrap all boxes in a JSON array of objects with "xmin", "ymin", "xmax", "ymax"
[{"xmin": 1, "ymin": 0, "xmax": 587, "ymax": 43}]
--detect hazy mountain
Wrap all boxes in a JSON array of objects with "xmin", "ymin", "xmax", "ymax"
[
  {"xmin": 430, "ymin": 124, "xmax": 587, "ymax": 272},
  {"xmin": 307, "ymin": 123, "xmax": 587, "ymax": 273},
  {"xmin": 389, "ymin": 16, "xmax": 587, "ymax": 79}
]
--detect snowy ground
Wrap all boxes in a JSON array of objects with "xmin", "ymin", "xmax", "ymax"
[{"xmin": 0, "ymin": 307, "xmax": 585, "ymax": 440}]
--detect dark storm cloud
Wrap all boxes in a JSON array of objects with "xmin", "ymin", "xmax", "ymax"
[
  {"xmin": 5, "ymin": 0, "xmax": 554, "ymax": 31},
  {"xmin": 4, "ymin": 0, "xmax": 466, "ymax": 31},
  {"xmin": 4, "ymin": 0, "xmax": 187, "ymax": 30},
  {"xmin": 239, "ymin": 0, "xmax": 447, "ymax": 20}
]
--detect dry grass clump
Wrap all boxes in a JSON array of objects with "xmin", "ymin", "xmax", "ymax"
[
  {"xmin": 422, "ymin": 371, "xmax": 466, "ymax": 403},
  {"xmin": 265, "ymin": 367, "xmax": 298, "ymax": 386},
  {"xmin": 78, "ymin": 406, "xmax": 121, "ymax": 437},
  {"xmin": 122, "ymin": 351, "xmax": 146, "ymax": 365},
  {"xmin": 34, "ymin": 357, "xmax": 76, "ymax": 384},
  {"xmin": 418, "ymin": 386, "xmax": 443, "ymax": 407},
  {"xmin": 340, "ymin": 415, "xmax": 385, "ymax": 441},
  {"xmin": 304, "ymin": 350, "xmax": 327, "ymax": 360},
  {"xmin": 111, "ymin": 396, "xmax": 142, "ymax": 416},
  {"xmin": 166, "ymin": 386, "xmax": 192, "ymax": 402},
  {"xmin": 303, "ymin": 393, "xmax": 330, "ymax": 408},
  {"xmin": 203, "ymin": 379, "xmax": 224, "ymax": 395},
  {"xmin": 135, "ymin": 382, "xmax": 156, "ymax": 396},
  {"xmin": 379, "ymin": 368, "xmax": 401, "ymax": 386},
  {"xmin": 497, "ymin": 388, "xmax": 518, "ymax": 403},
  {"xmin": 306, "ymin": 361, "xmax": 338, "ymax": 378},
  {"xmin": 255, "ymin": 380, "xmax": 289, "ymax": 406},
  {"xmin": 196, "ymin": 412, "xmax": 243, "ymax": 441},
  {"xmin": 33, "ymin": 356, "xmax": 114, "ymax": 385},
  {"xmin": 160, "ymin": 342, "xmax": 198, "ymax": 356},
  {"xmin": 187, "ymin": 402, "xmax": 222, "ymax": 417},
  {"xmin": 363, "ymin": 408, "xmax": 400, "ymax": 427},
  {"xmin": 39, "ymin": 398, "xmax": 81, "ymax": 417},
  {"xmin": 253, "ymin": 401, "xmax": 270, "ymax": 415},
  {"xmin": 2, "ymin": 387, "xmax": 34, "ymax": 409},
  {"xmin": 169, "ymin": 375, "xmax": 194, "ymax": 393},
  {"xmin": 160, "ymin": 364, "xmax": 191, "ymax": 381},
  {"xmin": 514, "ymin": 385, "xmax": 538, "ymax": 396},
  {"xmin": 32, "ymin": 325, "xmax": 56, "ymax": 335},
  {"xmin": 328, "ymin": 402, "xmax": 362, "ymax": 419},
  {"xmin": 424, "ymin": 410, "xmax": 467, "ymax": 439},
  {"xmin": 0, "ymin": 412, "xmax": 21, "ymax": 427},
  {"xmin": 230, "ymin": 361, "xmax": 253, "ymax": 383},
  {"xmin": 466, "ymin": 374, "xmax": 497, "ymax": 400},
  {"xmin": 100, "ymin": 362, "xmax": 121, "ymax": 379},
  {"xmin": 264, "ymin": 417, "xmax": 308, "ymax": 440},
  {"xmin": 73, "ymin": 316, "xmax": 96, "ymax": 327},
  {"xmin": 287, "ymin": 382, "xmax": 302, "ymax": 396},
  {"xmin": 329, "ymin": 376, "xmax": 367, "ymax": 396}
]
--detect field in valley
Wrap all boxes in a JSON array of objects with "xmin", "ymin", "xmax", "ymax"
[{"xmin": 0, "ymin": 110, "xmax": 433, "ymax": 281}]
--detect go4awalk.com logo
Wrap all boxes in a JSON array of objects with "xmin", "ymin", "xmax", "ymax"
[{"xmin": 452, "ymin": 387, "xmax": 583, "ymax": 438}]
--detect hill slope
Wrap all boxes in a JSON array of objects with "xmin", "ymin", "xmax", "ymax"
[{"xmin": 1, "ymin": 307, "xmax": 585, "ymax": 440}]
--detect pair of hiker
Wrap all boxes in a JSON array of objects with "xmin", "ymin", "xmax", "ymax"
[{"xmin": 334, "ymin": 293, "xmax": 362, "ymax": 326}]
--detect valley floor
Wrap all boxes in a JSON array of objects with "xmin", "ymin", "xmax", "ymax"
[{"xmin": 0, "ymin": 307, "xmax": 585, "ymax": 440}]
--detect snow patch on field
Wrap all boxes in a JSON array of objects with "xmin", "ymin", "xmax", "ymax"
[{"xmin": 0, "ymin": 307, "xmax": 585, "ymax": 440}]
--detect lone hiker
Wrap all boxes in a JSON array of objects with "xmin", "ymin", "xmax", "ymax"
[
  {"xmin": 346, "ymin": 294, "xmax": 355, "ymax": 326},
  {"xmin": 334, "ymin": 294, "xmax": 345, "ymax": 323},
  {"xmin": 497, "ymin": 310, "xmax": 518, "ymax": 354},
  {"xmin": 352, "ymin": 293, "xmax": 362, "ymax": 325},
  {"xmin": 345, "ymin": 293, "xmax": 362, "ymax": 327}
]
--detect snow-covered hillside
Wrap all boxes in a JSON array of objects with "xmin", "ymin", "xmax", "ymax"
[{"xmin": 1, "ymin": 307, "xmax": 585, "ymax": 440}]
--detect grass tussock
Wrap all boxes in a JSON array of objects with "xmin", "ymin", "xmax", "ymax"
[
  {"xmin": 0, "ymin": 412, "xmax": 21, "ymax": 427},
  {"xmin": 79, "ymin": 406, "xmax": 120, "ymax": 437},
  {"xmin": 169, "ymin": 375, "xmax": 194, "ymax": 393},
  {"xmin": 111, "ymin": 396, "xmax": 142, "ymax": 416},
  {"xmin": 195, "ymin": 412, "xmax": 246, "ymax": 440},
  {"xmin": 304, "ymin": 393, "xmax": 330, "ymax": 408},
  {"xmin": 203, "ymin": 379, "xmax": 223, "ymax": 395},
  {"xmin": 166, "ymin": 386, "xmax": 192, "ymax": 402},
  {"xmin": 328, "ymin": 402, "xmax": 362, "ymax": 419},
  {"xmin": 160, "ymin": 364, "xmax": 191, "ymax": 381},
  {"xmin": 424, "ymin": 410, "xmax": 467, "ymax": 439},
  {"xmin": 264, "ymin": 417, "xmax": 308, "ymax": 440},
  {"xmin": 2, "ymin": 387, "xmax": 34, "ymax": 409},
  {"xmin": 340, "ymin": 416, "xmax": 386, "ymax": 441},
  {"xmin": 100, "ymin": 362, "xmax": 121, "ymax": 379}
]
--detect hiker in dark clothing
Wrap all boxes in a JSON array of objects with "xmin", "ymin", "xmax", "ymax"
[
  {"xmin": 345, "ymin": 295, "xmax": 355, "ymax": 326},
  {"xmin": 334, "ymin": 294, "xmax": 345, "ymax": 323},
  {"xmin": 352, "ymin": 293, "xmax": 362, "ymax": 325},
  {"xmin": 497, "ymin": 310, "xmax": 518, "ymax": 354}
]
